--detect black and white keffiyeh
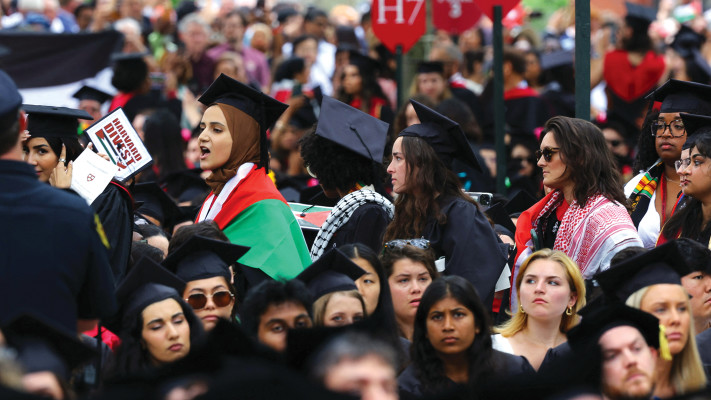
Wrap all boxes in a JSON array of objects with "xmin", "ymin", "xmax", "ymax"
[{"xmin": 310, "ymin": 189, "xmax": 394, "ymax": 260}]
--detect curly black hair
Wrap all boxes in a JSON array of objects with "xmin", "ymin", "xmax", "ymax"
[
  {"xmin": 632, "ymin": 110, "xmax": 660, "ymax": 173},
  {"xmin": 299, "ymin": 130, "xmax": 384, "ymax": 193}
]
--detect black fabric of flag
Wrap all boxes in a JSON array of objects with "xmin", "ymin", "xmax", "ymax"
[{"xmin": 0, "ymin": 31, "xmax": 122, "ymax": 88}]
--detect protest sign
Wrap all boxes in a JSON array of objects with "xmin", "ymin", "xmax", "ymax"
[{"xmin": 84, "ymin": 107, "xmax": 152, "ymax": 182}]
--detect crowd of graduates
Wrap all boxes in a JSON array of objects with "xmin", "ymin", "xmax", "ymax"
[{"xmin": 3, "ymin": 0, "xmax": 711, "ymax": 400}]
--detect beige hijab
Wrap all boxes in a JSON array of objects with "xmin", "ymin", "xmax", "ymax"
[{"xmin": 205, "ymin": 103, "xmax": 261, "ymax": 195}]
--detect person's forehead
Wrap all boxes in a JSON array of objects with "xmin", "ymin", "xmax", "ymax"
[
  {"xmin": 598, "ymin": 325, "xmax": 644, "ymax": 349},
  {"xmin": 262, "ymin": 301, "xmax": 308, "ymax": 320}
]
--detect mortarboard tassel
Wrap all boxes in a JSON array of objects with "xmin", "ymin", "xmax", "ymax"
[{"xmin": 659, "ymin": 324, "xmax": 672, "ymax": 361}]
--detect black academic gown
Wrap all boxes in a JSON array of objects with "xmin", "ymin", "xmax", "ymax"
[
  {"xmin": 326, "ymin": 203, "xmax": 391, "ymax": 254},
  {"xmin": 91, "ymin": 181, "xmax": 133, "ymax": 283},
  {"xmin": 398, "ymin": 350, "xmax": 534, "ymax": 399},
  {"xmin": 423, "ymin": 196, "xmax": 507, "ymax": 309}
]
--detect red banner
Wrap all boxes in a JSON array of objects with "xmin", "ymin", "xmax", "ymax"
[
  {"xmin": 432, "ymin": 0, "xmax": 483, "ymax": 34},
  {"xmin": 371, "ymin": 0, "xmax": 426, "ymax": 54}
]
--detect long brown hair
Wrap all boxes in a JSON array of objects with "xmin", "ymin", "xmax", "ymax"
[
  {"xmin": 543, "ymin": 116, "xmax": 627, "ymax": 207},
  {"xmin": 383, "ymin": 136, "xmax": 476, "ymax": 241}
]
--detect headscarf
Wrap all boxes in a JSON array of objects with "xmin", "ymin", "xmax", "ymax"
[{"xmin": 205, "ymin": 103, "xmax": 261, "ymax": 194}]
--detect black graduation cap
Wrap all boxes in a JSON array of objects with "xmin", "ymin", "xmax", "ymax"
[
  {"xmin": 680, "ymin": 112, "xmax": 711, "ymax": 139},
  {"xmin": 540, "ymin": 50, "xmax": 574, "ymax": 70},
  {"xmin": 72, "ymin": 85, "xmax": 113, "ymax": 104},
  {"xmin": 485, "ymin": 201, "xmax": 517, "ymax": 235},
  {"xmin": 671, "ymin": 26, "xmax": 711, "ymax": 80},
  {"xmin": 593, "ymin": 241, "xmax": 692, "ymax": 302},
  {"xmin": 199, "ymin": 73, "xmax": 287, "ymax": 128},
  {"xmin": 2, "ymin": 313, "xmax": 97, "ymax": 379},
  {"xmin": 22, "ymin": 104, "xmax": 93, "ymax": 138},
  {"xmin": 399, "ymin": 99, "xmax": 482, "ymax": 172},
  {"xmin": 295, "ymin": 248, "xmax": 366, "ymax": 300},
  {"xmin": 162, "ymin": 168, "xmax": 210, "ymax": 204},
  {"xmin": 0, "ymin": 69, "xmax": 21, "ymax": 124},
  {"xmin": 625, "ymin": 2, "xmax": 657, "ymax": 23},
  {"xmin": 238, "ymin": 264, "xmax": 273, "ymax": 288},
  {"xmin": 505, "ymin": 190, "xmax": 538, "ymax": 214},
  {"xmin": 417, "ymin": 61, "xmax": 445, "ymax": 74},
  {"xmin": 163, "ymin": 235, "xmax": 250, "ymax": 282},
  {"xmin": 198, "ymin": 73, "xmax": 288, "ymax": 170},
  {"xmin": 132, "ymin": 182, "xmax": 182, "ymax": 229},
  {"xmin": 567, "ymin": 300, "xmax": 661, "ymax": 352},
  {"xmin": 314, "ymin": 96, "xmax": 389, "ymax": 162},
  {"xmin": 646, "ymin": 79, "xmax": 711, "ymax": 115},
  {"xmin": 109, "ymin": 256, "xmax": 186, "ymax": 333}
]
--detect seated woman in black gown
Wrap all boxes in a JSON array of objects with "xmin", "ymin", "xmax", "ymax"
[{"xmin": 398, "ymin": 276, "xmax": 533, "ymax": 398}]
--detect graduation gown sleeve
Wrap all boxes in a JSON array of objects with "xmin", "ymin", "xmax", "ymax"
[
  {"xmin": 425, "ymin": 197, "xmax": 507, "ymax": 308},
  {"xmin": 90, "ymin": 182, "xmax": 133, "ymax": 283}
]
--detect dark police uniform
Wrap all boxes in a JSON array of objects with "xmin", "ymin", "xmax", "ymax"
[{"xmin": 0, "ymin": 160, "xmax": 117, "ymax": 333}]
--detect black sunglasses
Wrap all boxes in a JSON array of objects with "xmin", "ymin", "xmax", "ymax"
[
  {"xmin": 535, "ymin": 147, "xmax": 560, "ymax": 162},
  {"xmin": 185, "ymin": 291, "xmax": 234, "ymax": 310}
]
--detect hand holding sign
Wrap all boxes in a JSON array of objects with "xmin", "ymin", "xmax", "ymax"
[{"xmin": 83, "ymin": 107, "xmax": 153, "ymax": 182}]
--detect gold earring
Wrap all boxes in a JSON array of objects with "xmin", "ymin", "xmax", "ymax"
[
  {"xmin": 565, "ymin": 306, "xmax": 573, "ymax": 316},
  {"xmin": 519, "ymin": 304, "xmax": 525, "ymax": 314}
]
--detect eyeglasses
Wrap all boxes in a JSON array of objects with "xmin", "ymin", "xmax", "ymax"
[
  {"xmin": 651, "ymin": 120, "xmax": 685, "ymax": 138},
  {"xmin": 384, "ymin": 238, "xmax": 430, "ymax": 250},
  {"xmin": 675, "ymin": 158, "xmax": 691, "ymax": 170},
  {"xmin": 607, "ymin": 139, "xmax": 623, "ymax": 148},
  {"xmin": 535, "ymin": 147, "xmax": 560, "ymax": 162},
  {"xmin": 185, "ymin": 291, "xmax": 234, "ymax": 310}
]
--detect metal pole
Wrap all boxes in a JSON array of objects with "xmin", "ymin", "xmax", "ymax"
[
  {"xmin": 575, "ymin": 0, "xmax": 591, "ymax": 120},
  {"xmin": 493, "ymin": 5, "xmax": 506, "ymax": 194},
  {"xmin": 396, "ymin": 44, "xmax": 404, "ymax": 109}
]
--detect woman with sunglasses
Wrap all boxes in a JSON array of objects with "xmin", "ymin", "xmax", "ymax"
[
  {"xmin": 162, "ymin": 235, "xmax": 248, "ymax": 331},
  {"xmin": 625, "ymin": 80, "xmax": 711, "ymax": 249},
  {"xmin": 381, "ymin": 243, "xmax": 439, "ymax": 342},
  {"xmin": 659, "ymin": 114, "xmax": 711, "ymax": 246},
  {"xmin": 399, "ymin": 276, "xmax": 533, "ymax": 398},
  {"xmin": 514, "ymin": 116, "xmax": 640, "ymax": 289},
  {"xmin": 106, "ymin": 257, "xmax": 203, "ymax": 379},
  {"xmin": 385, "ymin": 100, "xmax": 507, "ymax": 310}
]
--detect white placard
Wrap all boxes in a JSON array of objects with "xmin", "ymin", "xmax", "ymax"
[
  {"xmin": 83, "ymin": 107, "xmax": 152, "ymax": 182},
  {"xmin": 70, "ymin": 148, "xmax": 119, "ymax": 205}
]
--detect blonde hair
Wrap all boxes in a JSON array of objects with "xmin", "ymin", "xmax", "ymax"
[
  {"xmin": 495, "ymin": 249, "xmax": 586, "ymax": 337},
  {"xmin": 312, "ymin": 290, "xmax": 366, "ymax": 326},
  {"xmin": 626, "ymin": 286, "xmax": 707, "ymax": 394}
]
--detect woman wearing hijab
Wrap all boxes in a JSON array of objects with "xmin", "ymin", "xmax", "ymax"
[{"xmin": 194, "ymin": 74, "xmax": 311, "ymax": 282}]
